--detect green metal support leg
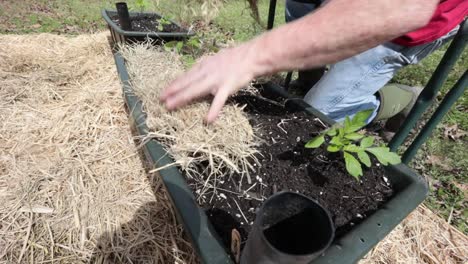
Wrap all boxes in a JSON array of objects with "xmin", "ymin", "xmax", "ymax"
[
  {"xmin": 402, "ymin": 70, "xmax": 468, "ymax": 164},
  {"xmin": 389, "ymin": 19, "xmax": 468, "ymax": 152}
]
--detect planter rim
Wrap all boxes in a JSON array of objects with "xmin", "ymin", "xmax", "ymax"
[
  {"xmin": 113, "ymin": 52, "xmax": 428, "ymax": 264},
  {"xmin": 102, "ymin": 9, "xmax": 195, "ymax": 38}
]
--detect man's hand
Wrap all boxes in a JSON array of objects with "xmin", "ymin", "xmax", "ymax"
[
  {"xmin": 161, "ymin": 0, "xmax": 438, "ymax": 123},
  {"xmin": 160, "ymin": 43, "xmax": 259, "ymax": 123}
]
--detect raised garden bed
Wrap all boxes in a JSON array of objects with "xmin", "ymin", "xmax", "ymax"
[
  {"xmin": 113, "ymin": 52, "xmax": 428, "ymax": 263},
  {"xmin": 102, "ymin": 9, "xmax": 194, "ymax": 46},
  {"xmin": 200, "ymin": 93, "xmax": 394, "ymax": 245}
]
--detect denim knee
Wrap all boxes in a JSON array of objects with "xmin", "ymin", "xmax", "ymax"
[
  {"xmin": 285, "ymin": 0, "xmax": 321, "ymax": 22},
  {"xmin": 309, "ymin": 98, "xmax": 380, "ymax": 124}
]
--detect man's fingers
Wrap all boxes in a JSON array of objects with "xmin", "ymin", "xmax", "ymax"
[
  {"xmin": 206, "ymin": 89, "xmax": 229, "ymax": 124},
  {"xmin": 165, "ymin": 80, "xmax": 214, "ymax": 110},
  {"xmin": 160, "ymin": 67, "xmax": 204, "ymax": 101}
]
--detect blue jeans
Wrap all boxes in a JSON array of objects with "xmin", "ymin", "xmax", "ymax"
[{"xmin": 286, "ymin": 0, "xmax": 459, "ymax": 122}]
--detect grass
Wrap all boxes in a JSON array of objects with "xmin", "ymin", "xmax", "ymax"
[
  {"xmin": 0, "ymin": 0, "xmax": 159, "ymax": 34},
  {"xmin": 393, "ymin": 46, "xmax": 467, "ymax": 234},
  {"xmin": 1, "ymin": 0, "xmax": 466, "ymax": 234},
  {"xmin": 214, "ymin": 0, "xmax": 285, "ymax": 41},
  {"xmin": 394, "ymin": 47, "xmax": 467, "ymax": 130}
]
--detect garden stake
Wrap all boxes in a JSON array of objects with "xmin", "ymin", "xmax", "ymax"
[{"xmin": 116, "ymin": 2, "xmax": 132, "ymax": 31}]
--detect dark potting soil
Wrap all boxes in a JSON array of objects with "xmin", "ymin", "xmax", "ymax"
[
  {"xmin": 187, "ymin": 93, "xmax": 393, "ymax": 253},
  {"xmin": 111, "ymin": 14, "xmax": 184, "ymax": 33}
]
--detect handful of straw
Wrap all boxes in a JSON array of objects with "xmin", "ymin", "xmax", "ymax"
[{"xmin": 121, "ymin": 43, "xmax": 260, "ymax": 200}]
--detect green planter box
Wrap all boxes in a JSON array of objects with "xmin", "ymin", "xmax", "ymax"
[
  {"xmin": 102, "ymin": 9, "xmax": 194, "ymax": 46},
  {"xmin": 113, "ymin": 52, "xmax": 428, "ymax": 264}
]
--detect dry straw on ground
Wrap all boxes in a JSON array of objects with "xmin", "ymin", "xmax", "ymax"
[
  {"xmin": 361, "ymin": 205, "xmax": 468, "ymax": 264},
  {"xmin": 0, "ymin": 32, "xmax": 466, "ymax": 264},
  {"xmin": 0, "ymin": 33, "xmax": 195, "ymax": 263},
  {"xmin": 120, "ymin": 43, "xmax": 259, "ymax": 202}
]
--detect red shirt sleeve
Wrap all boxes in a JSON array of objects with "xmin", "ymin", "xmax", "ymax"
[{"xmin": 392, "ymin": 0, "xmax": 468, "ymax": 47}]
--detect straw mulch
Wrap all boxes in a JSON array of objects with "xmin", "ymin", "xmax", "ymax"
[
  {"xmin": 0, "ymin": 32, "xmax": 466, "ymax": 264},
  {"xmin": 120, "ymin": 44, "xmax": 259, "ymax": 201},
  {"xmin": 0, "ymin": 33, "xmax": 195, "ymax": 263},
  {"xmin": 362, "ymin": 205, "xmax": 467, "ymax": 264}
]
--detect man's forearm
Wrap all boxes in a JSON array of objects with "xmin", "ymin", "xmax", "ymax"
[
  {"xmin": 161, "ymin": 0, "xmax": 439, "ymax": 123},
  {"xmin": 248, "ymin": 0, "xmax": 438, "ymax": 77}
]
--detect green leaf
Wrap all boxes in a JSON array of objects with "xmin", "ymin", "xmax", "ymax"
[
  {"xmin": 176, "ymin": 41, "xmax": 184, "ymax": 53},
  {"xmin": 327, "ymin": 145, "xmax": 341, "ymax": 152},
  {"xmin": 345, "ymin": 124, "xmax": 365, "ymax": 133},
  {"xmin": 344, "ymin": 109, "xmax": 374, "ymax": 133},
  {"xmin": 330, "ymin": 136, "xmax": 344, "ymax": 146},
  {"xmin": 305, "ymin": 135, "xmax": 325, "ymax": 148},
  {"xmin": 183, "ymin": 56, "xmax": 196, "ymax": 67},
  {"xmin": 135, "ymin": 0, "xmax": 148, "ymax": 10},
  {"xmin": 344, "ymin": 116, "xmax": 352, "ymax": 130},
  {"xmin": 342, "ymin": 139, "xmax": 352, "ymax": 145},
  {"xmin": 357, "ymin": 151, "xmax": 371, "ymax": 167},
  {"xmin": 437, "ymin": 188, "xmax": 445, "ymax": 196},
  {"xmin": 326, "ymin": 128, "xmax": 337, "ymax": 136},
  {"xmin": 344, "ymin": 152, "xmax": 363, "ymax": 179},
  {"xmin": 360, "ymin": 136, "xmax": 375, "ymax": 148},
  {"xmin": 338, "ymin": 127, "xmax": 345, "ymax": 137},
  {"xmin": 344, "ymin": 132, "xmax": 364, "ymax": 141},
  {"xmin": 187, "ymin": 38, "xmax": 201, "ymax": 48},
  {"xmin": 164, "ymin": 40, "xmax": 178, "ymax": 49},
  {"xmin": 383, "ymin": 152, "xmax": 402, "ymax": 165},
  {"xmin": 366, "ymin": 147, "xmax": 401, "ymax": 166},
  {"xmin": 351, "ymin": 109, "xmax": 374, "ymax": 126},
  {"xmin": 343, "ymin": 144, "xmax": 361, "ymax": 152},
  {"xmin": 366, "ymin": 147, "xmax": 389, "ymax": 165}
]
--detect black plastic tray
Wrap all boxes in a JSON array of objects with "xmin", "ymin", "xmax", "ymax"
[
  {"xmin": 102, "ymin": 10, "xmax": 194, "ymax": 46},
  {"xmin": 113, "ymin": 52, "xmax": 428, "ymax": 264}
]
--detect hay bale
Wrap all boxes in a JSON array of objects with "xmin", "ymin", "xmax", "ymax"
[
  {"xmin": 120, "ymin": 43, "xmax": 259, "ymax": 199},
  {"xmin": 0, "ymin": 33, "xmax": 195, "ymax": 263}
]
